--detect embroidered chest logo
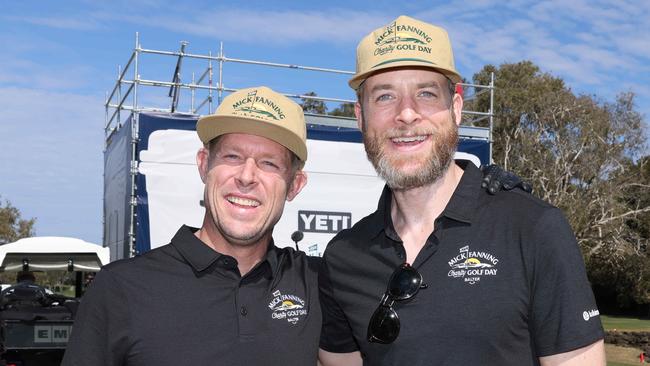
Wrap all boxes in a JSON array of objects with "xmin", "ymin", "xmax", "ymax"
[
  {"xmin": 447, "ymin": 245, "xmax": 499, "ymax": 285},
  {"xmin": 268, "ymin": 290, "xmax": 308, "ymax": 325}
]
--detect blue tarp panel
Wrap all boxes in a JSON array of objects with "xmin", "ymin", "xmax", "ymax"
[
  {"xmin": 135, "ymin": 113, "xmax": 198, "ymax": 256},
  {"xmin": 103, "ymin": 115, "xmax": 135, "ymax": 260}
]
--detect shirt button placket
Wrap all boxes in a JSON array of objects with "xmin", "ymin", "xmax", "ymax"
[{"xmin": 237, "ymin": 284, "xmax": 255, "ymax": 341}]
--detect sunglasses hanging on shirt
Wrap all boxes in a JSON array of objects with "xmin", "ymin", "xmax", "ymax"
[{"xmin": 367, "ymin": 262, "xmax": 427, "ymax": 344}]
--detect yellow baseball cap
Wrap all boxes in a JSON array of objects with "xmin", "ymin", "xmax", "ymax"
[
  {"xmin": 349, "ymin": 15, "xmax": 462, "ymax": 90},
  {"xmin": 196, "ymin": 86, "xmax": 307, "ymax": 162}
]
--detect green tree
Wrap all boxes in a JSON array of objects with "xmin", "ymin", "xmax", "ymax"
[
  {"xmin": 621, "ymin": 156, "xmax": 650, "ymax": 242},
  {"xmin": 472, "ymin": 61, "xmax": 650, "ymax": 309},
  {"xmin": 300, "ymin": 91, "xmax": 328, "ymax": 114},
  {"xmin": 612, "ymin": 156, "xmax": 650, "ymax": 309},
  {"xmin": 330, "ymin": 102, "xmax": 355, "ymax": 118},
  {"xmin": 0, "ymin": 196, "xmax": 36, "ymax": 244}
]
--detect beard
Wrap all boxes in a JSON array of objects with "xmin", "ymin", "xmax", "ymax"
[{"xmin": 362, "ymin": 112, "xmax": 459, "ymax": 190}]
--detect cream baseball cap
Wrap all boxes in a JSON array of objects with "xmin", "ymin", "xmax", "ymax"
[
  {"xmin": 349, "ymin": 15, "xmax": 461, "ymax": 90},
  {"xmin": 196, "ymin": 86, "xmax": 307, "ymax": 162}
]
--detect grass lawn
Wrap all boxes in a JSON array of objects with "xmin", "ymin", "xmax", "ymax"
[
  {"xmin": 602, "ymin": 315, "xmax": 650, "ymax": 332},
  {"xmin": 602, "ymin": 315, "xmax": 649, "ymax": 365},
  {"xmin": 606, "ymin": 344, "xmax": 645, "ymax": 365}
]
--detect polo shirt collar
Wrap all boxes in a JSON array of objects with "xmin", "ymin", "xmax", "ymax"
[
  {"xmin": 369, "ymin": 160, "xmax": 482, "ymax": 239},
  {"xmin": 442, "ymin": 160, "xmax": 481, "ymax": 224},
  {"xmin": 366, "ymin": 185, "xmax": 392, "ymax": 239},
  {"xmin": 171, "ymin": 225, "xmax": 280, "ymax": 276}
]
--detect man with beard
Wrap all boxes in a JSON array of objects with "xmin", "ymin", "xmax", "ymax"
[
  {"xmin": 63, "ymin": 87, "xmax": 320, "ymax": 366},
  {"xmin": 318, "ymin": 16, "xmax": 605, "ymax": 366}
]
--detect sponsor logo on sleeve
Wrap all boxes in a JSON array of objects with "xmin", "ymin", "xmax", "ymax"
[
  {"xmin": 447, "ymin": 245, "xmax": 499, "ymax": 285},
  {"xmin": 582, "ymin": 309, "xmax": 600, "ymax": 321},
  {"xmin": 269, "ymin": 290, "xmax": 308, "ymax": 325}
]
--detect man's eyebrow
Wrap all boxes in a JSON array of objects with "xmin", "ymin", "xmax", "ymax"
[
  {"xmin": 416, "ymin": 81, "xmax": 443, "ymax": 89},
  {"xmin": 369, "ymin": 84, "xmax": 394, "ymax": 93},
  {"xmin": 369, "ymin": 81, "xmax": 444, "ymax": 93}
]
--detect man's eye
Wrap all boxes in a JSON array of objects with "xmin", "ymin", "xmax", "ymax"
[
  {"xmin": 375, "ymin": 94, "xmax": 393, "ymax": 102},
  {"xmin": 256, "ymin": 160, "xmax": 280, "ymax": 171},
  {"xmin": 222, "ymin": 154, "xmax": 242, "ymax": 161},
  {"xmin": 419, "ymin": 91, "xmax": 436, "ymax": 98}
]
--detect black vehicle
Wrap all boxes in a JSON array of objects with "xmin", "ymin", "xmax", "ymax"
[{"xmin": 0, "ymin": 237, "xmax": 109, "ymax": 366}]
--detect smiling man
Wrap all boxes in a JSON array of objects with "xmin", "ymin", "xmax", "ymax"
[
  {"xmin": 62, "ymin": 87, "xmax": 321, "ymax": 366},
  {"xmin": 318, "ymin": 15, "xmax": 606, "ymax": 366}
]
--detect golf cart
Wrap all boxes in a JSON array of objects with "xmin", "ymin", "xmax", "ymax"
[{"xmin": 0, "ymin": 237, "xmax": 109, "ymax": 366}]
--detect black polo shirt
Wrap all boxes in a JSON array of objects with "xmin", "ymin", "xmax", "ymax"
[
  {"xmin": 63, "ymin": 225, "xmax": 321, "ymax": 366},
  {"xmin": 319, "ymin": 161, "xmax": 604, "ymax": 366}
]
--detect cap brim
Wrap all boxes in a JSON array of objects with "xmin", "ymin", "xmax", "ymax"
[
  {"xmin": 196, "ymin": 115, "xmax": 307, "ymax": 162},
  {"xmin": 349, "ymin": 59, "xmax": 462, "ymax": 90}
]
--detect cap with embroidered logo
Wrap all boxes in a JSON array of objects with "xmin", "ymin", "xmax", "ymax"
[
  {"xmin": 196, "ymin": 86, "xmax": 307, "ymax": 162},
  {"xmin": 349, "ymin": 15, "xmax": 461, "ymax": 90}
]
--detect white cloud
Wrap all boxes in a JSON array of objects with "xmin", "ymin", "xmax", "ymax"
[
  {"xmin": 0, "ymin": 87, "xmax": 103, "ymax": 189},
  {"xmin": 3, "ymin": 15, "xmax": 103, "ymax": 31},
  {"xmin": 0, "ymin": 57, "xmax": 98, "ymax": 90},
  {"xmin": 107, "ymin": 8, "xmax": 389, "ymax": 45},
  {"xmin": 0, "ymin": 34, "xmax": 101, "ymax": 91},
  {"xmin": 411, "ymin": 0, "xmax": 649, "ymax": 108},
  {"xmin": 0, "ymin": 87, "xmax": 104, "ymax": 241}
]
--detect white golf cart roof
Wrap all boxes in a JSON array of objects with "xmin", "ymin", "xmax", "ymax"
[{"xmin": 0, "ymin": 237, "xmax": 110, "ymax": 272}]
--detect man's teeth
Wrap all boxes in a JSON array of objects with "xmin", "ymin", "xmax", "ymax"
[
  {"xmin": 227, "ymin": 196, "xmax": 260, "ymax": 207},
  {"xmin": 391, "ymin": 135, "xmax": 427, "ymax": 143}
]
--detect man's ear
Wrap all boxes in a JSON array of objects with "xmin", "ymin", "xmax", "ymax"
[
  {"xmin": 286, "ymin": 170, "xmax": 308, "ymax": 202},
  {"xmin": 196, "ymin": 147, "xmax": 210, "ymax": 183},
  {"xmin": 354, "ymin": 102, "xmax": 364, "ymax": 132},
  {"xmin": 452, "ymin": 93, "xmax": 463, "ymax": 126}
]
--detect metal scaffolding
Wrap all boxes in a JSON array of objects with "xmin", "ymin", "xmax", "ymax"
[{"xmin": 104, "ymin": 33, "xmax": 495, "ymax": 143}]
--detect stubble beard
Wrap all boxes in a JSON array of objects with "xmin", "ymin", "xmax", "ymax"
[
  {"xmin": 362, "ymin": 112, "xmax": 459, "ymax": 190},
  {"xmin": 217, "ymin": 217, "xmax": 268, "ymax": 246},
  {"xmin": 203, "ymin": 189, "xmax": 274, "ymax": 248}
]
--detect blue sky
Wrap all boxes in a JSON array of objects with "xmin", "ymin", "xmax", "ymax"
[{"xmin": 1, "ymin": 0, "xmax": 648, "ymax": 244}]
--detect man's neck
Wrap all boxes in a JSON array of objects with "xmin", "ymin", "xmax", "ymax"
[
  {"xmin": 194, "ymin": 223, "xmax": 270, "ymax": 276},
  {"xmin": 390, "ymin": 162, "xmax": 464, "ymax": 263}
]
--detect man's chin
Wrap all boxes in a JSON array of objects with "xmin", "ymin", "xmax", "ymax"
[
  {"xmin": 378, "ymin": 158, "xmax": 453, "ymax": 190},
  {"xmin": 381, "ymin": 159, "xmax": 432, "ymax": 177},
  {"xmin": 220, "ymin": 228, "xmax": 266, "ymax": 247}
]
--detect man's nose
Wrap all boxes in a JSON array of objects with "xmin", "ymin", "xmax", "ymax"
[
  {"xmin": 236, "ymin": 158, "xmax": 258, "ymax": 187},
  {"xmin": 395, "ymin": 97, "xmax": 421, "ymax": 125}
]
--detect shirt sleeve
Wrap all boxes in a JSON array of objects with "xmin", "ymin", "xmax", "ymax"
[
  {"xmin": 61, "ymin": 268, "xmax": 131, "ymax": 366},
  {"xmin": 528, "ymin": 207, "xmax": 605, "ymax": 356},
  {"xmin": 318, "ymin": 252, "xmax": 359, "ymax": 353}
]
